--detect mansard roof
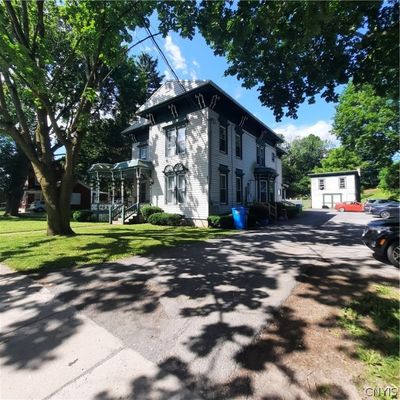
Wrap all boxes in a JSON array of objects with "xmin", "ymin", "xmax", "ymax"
[{"xmin": 128, "ymin": 79, "xmax": 283, "ymax": 145}]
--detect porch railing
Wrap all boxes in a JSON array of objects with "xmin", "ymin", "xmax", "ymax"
[
  {"xmin": 108, "ymin": 202, "xmax": 140, "ymax": 224},
  {"xmin": 124, "ymin": 202, "xmax": 139, "ymax": 222},
  {"xmin": 109, "ymin": 204, "xmax": 123, "ymax": 224}
]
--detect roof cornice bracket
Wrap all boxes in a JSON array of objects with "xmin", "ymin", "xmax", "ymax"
[{"xmin": 209, "ymin": 94, "xmax": 220, "ymax": 109}]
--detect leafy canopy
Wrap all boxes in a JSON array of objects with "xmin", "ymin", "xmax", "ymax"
[
  {"xmin": 197, "ymin": 0, "xmax": 399, "ymax": 120},
  {"xmin": 282, "ymin": 134, "xmax": 329, "ymax": 197}
]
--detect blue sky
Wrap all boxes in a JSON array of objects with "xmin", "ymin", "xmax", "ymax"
[{"xmin": 130, "ymin": 26, "xmax": 344, "ymax": 146}]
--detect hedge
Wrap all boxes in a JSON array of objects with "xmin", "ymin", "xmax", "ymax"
[
  {"xmin": 72, "ymin": 209, "xmax": 92, "ymax": 222},
  {"xmin": 147, "ymin": 212, "xmax": 183, "ymax": 226},
  {"xmin": 207, "ymin": 214, "xmax": 234, "ymax": 229},
  {"xmin": 249, "ymin": 203, "xmax": 270, "ymax": 220},
  {"xmin": 140, "ymin": 204, "xmax": 164, "ymax": 221}
]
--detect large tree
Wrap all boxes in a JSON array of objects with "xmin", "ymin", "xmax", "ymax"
[
  {"xmin": 282, "ymin": 134, "xmax": 328, "ymax": 197},
  {"xmin": 331, "ymin": 83, "xmax": 399, "ymax": 187},
  {"xmin": 0, "ymin": 1, "xmax": 196, "ymax": 235},
  {"xmin": 314, "ymin": 146, "xmax": 364, "ymax": 173},
  {"xmin": 197, "ymin": 0, "xmax": 398, "ymax": 120}
]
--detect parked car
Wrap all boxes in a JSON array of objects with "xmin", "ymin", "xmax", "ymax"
[
  {"xmin": 334, "ymin": 201, "xmax": 364, "ymax": 212},
  {"xmin": 362, "ymin": 218, "xmax": 399, "ymax": 267},
  {"xmin": 364, "ymin": 199, "xmax": 399, "ymax": 213},
  {"xmin": 29, "ymin": 200, "xmax": 46, "ymax": 212},
  {"xmin": 371, "ymin": 203, "xmax": 400, "ymax": 219}
]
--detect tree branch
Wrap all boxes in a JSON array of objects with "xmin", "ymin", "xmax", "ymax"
[{"xmin": 4, "ymin": 0, "xmax": 29, "ymax": 49}]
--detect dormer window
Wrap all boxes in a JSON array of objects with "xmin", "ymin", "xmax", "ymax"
[{"xmin": 139, "ymin": 146, "xmax": 148, "ymax": 160}]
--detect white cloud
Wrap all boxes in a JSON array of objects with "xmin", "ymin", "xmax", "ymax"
[
  {"xmin": 164, "ymin": 35, "xmax": 187, "ymax": 72},
  {"xmin": 163, "ymin": 69, "xmax": 173, "ymax": 81},
  {"xmin": 274, "ymin": 120, "xmax": 339, "ymax": 145},
  {"xmin": 190, "ymin": 69, "xmax": 198, "ymax": 81},
  {"xmin": 234, "ymin": 86, "xmax": 243, "ymax": 100},
  {"xmin": 192, "ymin": 60, "xmax": 200, "ymax": 68}
]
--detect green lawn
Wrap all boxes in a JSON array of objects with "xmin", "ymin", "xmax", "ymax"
[
  {"xmin": 0, "ymin": 216, "xmax": 233, "ymax": 272},
  {"xmin": 339, "ymin": 284, "xmax": 399, "ymax": 398},
  {"xmin": 361, "ymin": 188, "xmax": 399, "ymax": 201}
]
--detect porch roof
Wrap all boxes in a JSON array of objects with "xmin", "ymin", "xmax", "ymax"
[
  {"xmin": 88, "ymin": 159, "xmax": 153, "ymax": 175},
  {"xmin": 254, "ymin": 167, "xmax": 278, "ymax": 178}
]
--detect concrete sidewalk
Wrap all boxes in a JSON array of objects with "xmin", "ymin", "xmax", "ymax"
[{"xmin": 0, "ymin": 264, "xmax": 202, "ymax": 400}]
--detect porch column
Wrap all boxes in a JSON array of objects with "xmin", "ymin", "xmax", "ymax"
[
  {"xmin": 111, "ymin": 174, "xmax": 115, "ymax": 205},
  {"xmin": 120, "ymin": 177, "xmax": 125, "ymax": 205},
  {"xmin": 136, "ymin": 168, "xmax": 141, "ymax": 204},
  {"xmin": 90, "ymin": 179, "xmax": 94, "ymax": 206},
  {"xmin": 95, "ymin": 172, "xmax": 100, "ymax": 203}
]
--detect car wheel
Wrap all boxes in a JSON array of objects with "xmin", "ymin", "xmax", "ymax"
[
  {"xmin": 387, "ymin": 242, "xmax": 400, "ymax": 268},
  {"xmin": 339, "ymin": 207, "xmax": 345, "ymax": 212},
  {"xmin": 380, "ymin": 211, "xmax": 390, "ymax": 219}
]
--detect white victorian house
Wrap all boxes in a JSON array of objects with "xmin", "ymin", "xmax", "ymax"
[
  {"xmin": 309, "ymin": 170, "xmax": 361, "ymax": 209},
  {"xmin": 89, "ymin": 80, "xmax": 285, "ymax": 226}
]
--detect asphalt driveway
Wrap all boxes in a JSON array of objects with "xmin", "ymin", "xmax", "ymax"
[{"xmin": 1, "ymin": 210, "xmax": 397, "ymax": 399}]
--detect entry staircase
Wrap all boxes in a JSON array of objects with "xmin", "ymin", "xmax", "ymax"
[
  {"xmin": 264, "ymin": 202, "xmax": 278, "ymax": 221},
  {"xmin": 109, "ymin": 202, "xmax": 139, "ymax": 225}
]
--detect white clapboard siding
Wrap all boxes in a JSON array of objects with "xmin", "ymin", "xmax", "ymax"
[{"xmin": 149, "ymin": 109, "xmax": 210, "ymax": 222}]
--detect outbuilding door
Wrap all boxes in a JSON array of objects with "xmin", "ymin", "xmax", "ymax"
[{"xmin": 323, "ymin": 193, "xmax": 342, "ymax": 208}]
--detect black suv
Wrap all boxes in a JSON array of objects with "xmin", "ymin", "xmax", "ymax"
[{"xmin": 362, "ymin": 218, "xmax": 399, "ymax": 267}]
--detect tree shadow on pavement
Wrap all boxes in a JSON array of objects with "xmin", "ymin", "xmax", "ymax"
[{"xmin": 1, "ymin": 211, "xmax": 397, "ymax": 399}]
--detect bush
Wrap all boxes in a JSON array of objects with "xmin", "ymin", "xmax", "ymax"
[
  {"xmin": 207, "ymin": 214, "xmax": 234, "ymax": 229},
  {"xmin": 276, "ymin": 202, "xmax": 300, "ymax": 219},
  {"xmin": 140, "ymin": 204, "xmax": 164, "ymax": 221},
  {"xmin": 72, "ymin": 209, "xmax": 92, "ymax": 222},
  {"xmin": 147, "ymin": 212, "xmax": 183, "ymax": 226},
  {"xmin": 249, "ymin": 203, "xmax": 270, "ymax": 220}
]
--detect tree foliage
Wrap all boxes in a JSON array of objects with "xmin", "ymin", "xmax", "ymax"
[
  {"xmin": 314, "ymin": 146, "xmax": 364, "ymax": 173},
  {"xmin": 197, "ymin": 0, "xmax": 399, "ymax": 120},
  {"xmin": 378, "ymin": 162, "xmax": 400, "ymax": 197},
  {"xmin": 0, "ymin": 0, "xmax": 195, "ymax": 235},
  {"xmin": 332, "ymin": 83, "xmax": 399, "ymax": 187},
  {"xmin": 282, "ymin": 134, "xmax": 328, "ymax": 197}
]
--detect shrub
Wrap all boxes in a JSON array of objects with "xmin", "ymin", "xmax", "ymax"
[
  {"xmin": 147, "ymin": 212, "xmax": 183, "ymax": 226},
  {"xmin": 207, "ymin": 214, "xmax": 234, "ymax": 229},
  {"xmin": 72, "ymin": 210, "xmax": 92, "ymax": 222},
  {"xmin": 276, "ymin": 202, "xmax": 300, "ymax": 219},
  {"xmin": 140, "ymin": 204, "xmax": 164, "ymax": 221},
  {"xmin": 249, "ymin": 203, "xmax": 270, "ymax": 220}
]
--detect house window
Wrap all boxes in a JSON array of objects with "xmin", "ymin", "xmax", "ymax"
[
  {"xmin": 235, "ymin": 133, "xmax": 242, "ymax": 158},
  {"xmin": 256, "ymin": 145, "xmax": 265, "ymax": 166},
  {"xmin": 319, "ymin": 179, "xmax": 325, "ymax": 190},
  {"xmin": 166, "ymin": 125, "xmax": 186, "ymax": 156},
  {"xmin": 219, "ymin": 125, "xmax": 227, "ymax": 154},
  {"xmin": 220, "ymin": 173, "xmax": 228, "ymax": 204},
  {"xmin": 176, "ymin": 126, "xmax": 186, "ymax": 154},
  {"xmin": 166, "ymin": 175, "xmax": 175, "ymax": 204},
  {"xmin": 236, "ymin": 176, "xmax": 243, "ymax": 204},
  {"xmin": 139, "ymin": 146, "xmax": 148, "ymax": 160},
  {"xmin": 272, "ymin": 152, "xmax": 276, "ymax": 162},
  {"xmin": 259, "ymin": 180, "xmax": 267, "ymax": 202},
  {"xmin": 177, "ymin": 174, "xmax": 186, "ymax": 204},
  {"xmin": 339, "ymin": 177, "xmax": 346, "ymax": 189}
]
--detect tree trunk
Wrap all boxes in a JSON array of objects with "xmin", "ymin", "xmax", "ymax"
[
  {"xmin": 3, "ymin": 147, "xmax": 30, "ymax": 217},
  {"xmin": 33, "ymin": 165, "xmax": 75, "ymax": 236}
]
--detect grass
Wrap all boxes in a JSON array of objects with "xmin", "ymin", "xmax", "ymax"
[
  {"xmin": 361, "ymin": 188, "xmax": 399, "ymax": 201},
  {"xmin": 0, "ymin": 216, "xmax": 234, "ymax": 272},
  {"xmin": 339, "ymin": 284, "xmax": 400, "ymax": 399}
]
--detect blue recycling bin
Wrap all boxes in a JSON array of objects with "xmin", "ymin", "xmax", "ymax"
[{"xmin": 232, "ymin": 207, "xmax": 248, "ymax": 229}]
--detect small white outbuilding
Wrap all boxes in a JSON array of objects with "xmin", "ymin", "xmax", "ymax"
[{"xmin": 308, "ymin": 170, "xmax": 361, "ymax": 209}]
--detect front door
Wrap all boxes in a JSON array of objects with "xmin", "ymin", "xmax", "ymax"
[{"xmin": 259, "ymin": 180, "xmax": 267, "ymax": 203}]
